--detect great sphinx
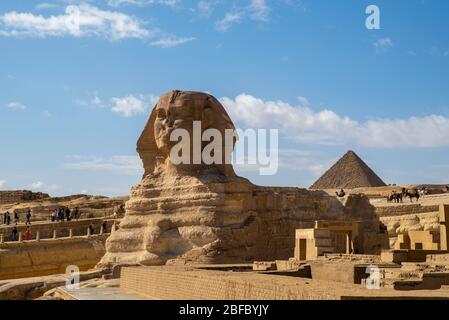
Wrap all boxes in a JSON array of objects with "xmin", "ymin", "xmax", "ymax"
[{"xmin": 99, "ymin": 91, "xmax": 382, "ymax": 267}]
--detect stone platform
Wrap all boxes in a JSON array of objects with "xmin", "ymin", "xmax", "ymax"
[{"xmin": 118, "ymin": 266, "xmax": 449, "ymax": 300}]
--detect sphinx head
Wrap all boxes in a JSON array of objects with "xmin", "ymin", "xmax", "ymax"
[{"xmin": 137, "ymin": 91, "xmax": 236, "ymax": 177}]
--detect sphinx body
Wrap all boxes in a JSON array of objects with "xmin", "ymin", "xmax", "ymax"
[{"xmin": 99, "ymin": 91, "xmax": 380, "ymax": 267}]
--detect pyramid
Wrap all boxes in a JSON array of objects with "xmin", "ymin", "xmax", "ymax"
[{"xmin": 310, "ymin": 150, "xmax": 386, "ymax": 189}]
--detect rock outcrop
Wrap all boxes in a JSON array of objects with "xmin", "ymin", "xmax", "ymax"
[
  {"xmin": 0, "ymin": 190, "xmax": 49, "ymax": 205},
  {"xmin": 99, "ymin": 91, "xmax": 385, "ymax": 267},
  {"xmin": 0, "ymin": 195, "xmax": 127, "ymax": 222}
]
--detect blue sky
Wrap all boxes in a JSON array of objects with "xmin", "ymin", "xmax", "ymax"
[{"xmin": 1, "ymin": 0, "xmax": 449, "ymax": 196}]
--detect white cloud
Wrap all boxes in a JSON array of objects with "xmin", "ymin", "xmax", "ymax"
[
  {"xmin": 5, "ymin": 101, "xmax": 26, "ymax": 110},
  {"xmin": 42, "ymin": 110, "xmax": 52, "ymax": 117},
  {"xmin": 215, "ymin": 0, "xmax": 271, "ymax": 32},
  {"xmin": 249, "ymin": 0, "xmax": 270, "ymax": 21},
  {"xmin": 75, "ymin": 93, "xmax": 104, "ymax": 107},
  {"xmin": 197, "ymin": 1, "xmax": 216, "ymax": 17},
  {"xmin": 220, "ymin": 93, "xmax": 449, "ymax": 148},
  {"xmin": 150, "ymin": 36, "xmax": 196, "ymax": 48},
  {"xmin": 107, "ymin": 0, "xmax": 178, "ymax": 7},
  {"xmin": 0, "ymin": 4, "xmax": 154, "ymax": 40},
  {"xmin": 63, "ymin": 155, "xmax": 143, "ymax": 175},
  {"xmin": 215, "ymin": 12, "xmax": 244, "ymax": 32},
  {"xmin": 0, "ymin": 180, "xmax": 7, "ymax": 188},
  {"xmin": 35, "ymin": 3, "xmax": 60, "ymax": 10},
  {"xmin": 374, "ymin": 37, "xmax": 393, "ymax": 50},
  {"xmin": 27, "ymin": 181, "xmax": 58, "ymax": 192},
  {"xmin": 110, "ymin": 94, "xmax": 158, "ymax": 117}
]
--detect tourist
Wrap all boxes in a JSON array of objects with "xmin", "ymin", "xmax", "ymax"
[
  {"xmin": 336, "ymin": 189, "xmax": 346, "ymax": 198},
  {"xmin": 14, "ymin": 211, "xmax": 19, "ymax": 223},
  {"xmin": 65, "ymin": 208, "xmax": 71, "ymax": 221},
  {"xmin": 25, "ymin": 227, "xmax": 30, "ymax": 241},
  {"xmin": 73, "ymin": 207, "xmax": 79, "ymax": 220},
  {"xmin": 58, "ymin": 208, "xmax": 64, "ymax": 222},
  {"xmin": 6, "ymin": 212, "xmax": 10, "ymax": 225},
  {"xmin": 102, "ymin": 221, "xmax": 107, "ymax": 234},
  {"xmin": 11, "ymin": 226, "xmax": 18, "ymax": 241},
  {"xmin": 88, "ymin": 224, "xmax": 95, "ymax": 235},
  {"xmin": 51, "ymin": 210, "xmax": 57, "ymax": 222},
  {"xmin": 26, "ymin": 209, "xmax": 32, "ymax": 226},
  {"xmin": 3, "ymin": 211, "xmax": 7, "ymax": 224}
]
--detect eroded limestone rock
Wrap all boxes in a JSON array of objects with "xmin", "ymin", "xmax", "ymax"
[{"xmin": 98, "ymin": 91, "xmax": 384, "ymax": 267}]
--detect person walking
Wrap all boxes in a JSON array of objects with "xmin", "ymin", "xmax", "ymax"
[
  {"xmin": 26, "ymin": 209, "xmax": 32, "ymax": 226},
  {"xmin": 3, "ymin": 211, "xmax": 7, "ymax": 224},
  {"xmin": 73, "ymin": 207, "xmax": 79, "ymax": 220},
  {"xmin": 6, "ymin": 212, "xmax": 11, "ymax": 225},
  {"xmin": 58, "ymin": 208, "xmax": 64, "ymax": 222},
  {"xmin": 25, "ymin": 227, "xmax": 30, "ymax": 241},
  {"xmin": 12, "ymin": 226, "xmax": 18, "ymax": 241},
  {"xmin": 14, "ymin": 211, "xmax": 19, "ymax": 224},
  {"xmin": 88, "ymin": 224, "xmax": 95, "ymax": 235},
  {"xmin": 65, "ymin": 208, "xmax": 71, "ymax": 221}
]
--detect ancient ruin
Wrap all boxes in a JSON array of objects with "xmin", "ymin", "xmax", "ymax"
[
  {"xmin": 98, "ymin": 91, "xmax": 386, "ymax": 267},
  {"xmin": 3, "ymin": 92, "xmax": 449, "ymax": 300},
  {"xmin": 310, "ymin": 150, "xmax": 387, "ymax": 189}
]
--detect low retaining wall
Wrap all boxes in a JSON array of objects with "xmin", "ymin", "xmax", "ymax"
[
  {"xmin": 375, "ymin": 204, "xmax": 440, "ymax": 217},
  {"xmin": 0, "ymin": 235, "xmax": 108, "ymax": 280},
  {"xmin": 0, "ymin": 219, "xmax": 115, "ymax": 242},
  {"xmin": 120, "ymin": 266, "xmax": 341, "ymax": 300}
]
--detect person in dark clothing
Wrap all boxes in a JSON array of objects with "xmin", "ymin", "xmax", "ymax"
[
  {"xmin": 3, "ymin": 211, "xmax": 8, "ymax": 224},
  {"xmin": 336, "ymin": 189, "xmax": 346, "ymax": 198},
  {"xmin": 58, "ymin": 208, "xmax": 64, "ymax": 222},
  {"xmin": 14, "ymin": 211, "xmax": 19, "ymax": 223},
  {"xmin": 102, "ymin": 221, "xmax": 107, "ymax": 234},
  {"xmin": 73, "ymin": 207, "xmax": 79, "ymax": 220},
  {"xmin": 88, "ymin": 224, "xmax": 95, "ymax": 235},
  {"xmin": 65, "ymin": 208, "xmax": 71, "ymax": 221},
  {"xmin": 26, "ymin": 209, "xmax": 32, "ymax": 226},
  {"xmin": 12, "ymin": 226, "xmax": 18, "ymax": 241},
  {"xmin": 6, "ymin": 212, "xmax": 11, "ymax": 225}
]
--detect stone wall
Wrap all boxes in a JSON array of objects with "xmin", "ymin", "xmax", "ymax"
[
  {"xmin": 0, "ymin": 235, "xmax": 108, "ymax": 280},
  {"xmin": 0, "ymin": 219, "xmax": 115, "ymax": 242},
  {"xmin": 120, "ymin": 266, "xmax": 341, "ymax": 300},
  {"xmin": 0, "ymin": 190, "xmax": 49, "ymax": 205}
]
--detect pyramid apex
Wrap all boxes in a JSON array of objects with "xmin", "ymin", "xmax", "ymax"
[{"xmin": 310, "ymin": 150, "xmax": 386, "ymax": 189}]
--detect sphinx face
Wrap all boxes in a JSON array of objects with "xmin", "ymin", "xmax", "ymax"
[{"xmin": 153, "ymin": 101, "xmax": 196, "ymax": 154}]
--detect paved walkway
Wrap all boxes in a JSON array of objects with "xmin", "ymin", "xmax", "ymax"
[{"xmin": 60, "ymin": 287, "xmax": 149, "ymax": 300}]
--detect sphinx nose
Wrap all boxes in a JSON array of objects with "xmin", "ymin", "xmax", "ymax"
[
  {"xmin": 166, "ymin": 111, "xmax": 175, "ymax": 127},
  {"xmin": 166, "ymin": 117, "xmax": 174, "ymax": 127}
]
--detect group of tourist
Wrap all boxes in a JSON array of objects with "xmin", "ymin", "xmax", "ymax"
[
  {"xmin": 50, "ymin": 207, "xmax": 80, "ymax": 222},
  {"xmin": 4, "ymin": 220, "xmax": 108, "ymax": 242},
  {"xmin": 1, "ymin": 206, "xmax": 114, "ymax": 242},
  {"xmin": 10, "ymin": 225, "xmax": 31, "ymax": 241},
  {"xmin": 1, "ymin": 209, "xmax": 32, "ymax": 226}
]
